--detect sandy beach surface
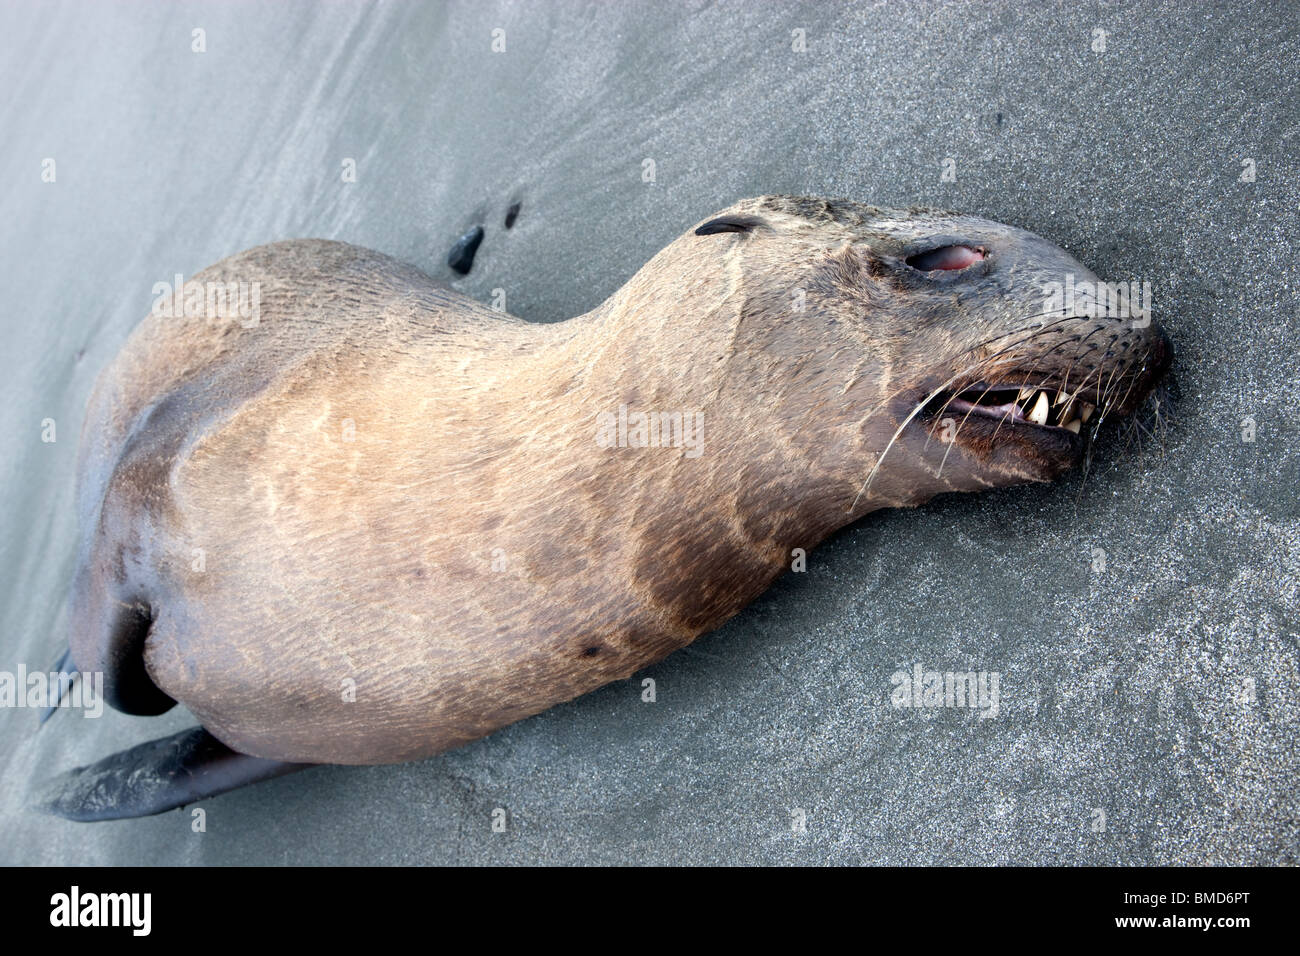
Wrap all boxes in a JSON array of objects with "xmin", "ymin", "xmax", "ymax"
[{"xmin": 1, "ymin": 0, "xmax": 1296, "ymax": 864}]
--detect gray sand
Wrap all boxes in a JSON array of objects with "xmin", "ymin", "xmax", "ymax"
[{"xmin": 0, "ymin": 0, "xmax": 1296, "ymax": 864}]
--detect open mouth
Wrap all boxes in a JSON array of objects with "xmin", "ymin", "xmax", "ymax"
[{"xmin": 925, "ymin": 383, "xmax": 1098, "ymax": 436}]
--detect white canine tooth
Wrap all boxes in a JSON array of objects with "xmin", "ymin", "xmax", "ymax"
[
  {"xmin": 1063, "ymin": 418, "xmax": 1081, "ymax": 434},
  {"xmin": 1028, "ymin": 391, "xmax": 1049, "ymax": 425},
  {"xmin": 1081, "ymin": 403, "xmax": 1095, "ymax": 422}
]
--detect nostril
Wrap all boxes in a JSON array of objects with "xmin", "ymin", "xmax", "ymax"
[
  {"xmin": 1149, "ymin": 327, "xmax": 1174, "ymax": 375},
  {"xmin": 907, "ymin": 245, "xmax": 986, "ymax": 271}
]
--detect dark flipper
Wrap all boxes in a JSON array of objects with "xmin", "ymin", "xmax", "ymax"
[
  {"xmin": 38, "ymin": 646, "xmax": 78, "ymax": 725},
  {"xmin": 36, "ymin": 727, "xmax": 312, "ymax": 822}
]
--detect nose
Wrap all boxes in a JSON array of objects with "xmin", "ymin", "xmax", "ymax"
[
  {"xmin": 1147, "ymin": 325, "xmax": 1174, "ymax": 380},
  {"xmin": 1122, "ymin": 324, "xmax": 1173, "ymax": 412}
]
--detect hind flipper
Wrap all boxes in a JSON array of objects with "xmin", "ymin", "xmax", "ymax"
[
  {"xmin": 36, "ymin": 727, "xmax": 311, "ymax": 821},
  {"xmin": 38, "ymin": 646, "xmax": 78, "ymax": 725}
]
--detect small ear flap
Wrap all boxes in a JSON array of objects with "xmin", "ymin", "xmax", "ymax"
[{"xmin": 695, "ymin": 215, "xmax": 763, "ymax": 236}]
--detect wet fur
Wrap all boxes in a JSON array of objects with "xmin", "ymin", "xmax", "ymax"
[{"xmin": 67, "ymin": 196, "xmax": 1169, "ymax": 764}]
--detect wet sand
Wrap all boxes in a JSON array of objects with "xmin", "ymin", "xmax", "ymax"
[{"xmin": 1, "ymin": 0, "xmax": 1296, "ymax": 864}]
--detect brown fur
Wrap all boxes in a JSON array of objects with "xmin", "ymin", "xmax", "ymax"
[{"xmin": 68, "ymin": 196, "xmax": 1170, "ymax": 763}]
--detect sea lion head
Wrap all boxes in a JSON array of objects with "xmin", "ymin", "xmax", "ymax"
[{"xmin": 678, "ymin": 195, "xmax": 1172, "ymax": 511}]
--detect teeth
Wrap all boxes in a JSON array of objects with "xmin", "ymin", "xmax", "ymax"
[
  {"xmin": 1013, "ymin": 388, "xmax": 1095, "ymax": 430},
  {"xmin": 1028, "ymin": 391, "xmax": 1049, "ymax": 425}
]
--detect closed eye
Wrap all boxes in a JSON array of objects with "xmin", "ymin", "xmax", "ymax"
[{"xmin": 906, "ymin": 245, "xmax": 986, "ymax": 271}]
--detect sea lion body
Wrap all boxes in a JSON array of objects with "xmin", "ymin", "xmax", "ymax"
[{"xmin": 66, "ymin": 196, "xmax": 1171, "ymax": 769}]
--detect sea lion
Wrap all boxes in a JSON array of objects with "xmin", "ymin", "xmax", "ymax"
[{"xmin": 41, "ymin": 195, "xmax": 1171, "ymax": 819}]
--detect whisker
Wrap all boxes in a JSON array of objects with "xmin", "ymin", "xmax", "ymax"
[
  {"xmin": 921, "ymin": 314, "xmax": 1081, "ymax": 449},
  {"xmin": 847, "ymin": 308, "xmax": 1145, "ymax": 512},
  {"xmin": 867, "ymin": 311, "xmax": 1079, "ymax": 431},
  {"xmin": 848, "ymin": 374, "xmax": 965, "ymax": 514}
]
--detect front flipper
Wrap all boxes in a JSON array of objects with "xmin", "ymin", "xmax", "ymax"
[{"xmin": 36, "ymin": 727, "xmax": 311, "ymax": 821}]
